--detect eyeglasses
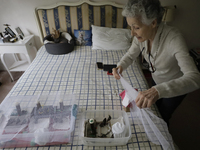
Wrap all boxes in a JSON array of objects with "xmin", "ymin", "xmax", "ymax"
[{"xmin": 140, "ymin": 47, "xmax": 156, "ymax": 73}]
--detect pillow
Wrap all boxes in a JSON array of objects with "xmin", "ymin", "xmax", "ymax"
[
  {"xmin": 74, "ymin": 30, "xmax": 92, "ymax": 46},
  {"xmin": 92, "ymin": 25, "xmax": 132, "ymax": 50}
]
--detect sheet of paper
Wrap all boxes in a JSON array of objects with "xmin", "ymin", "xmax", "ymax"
[
  {"xmin": 119, "ymin": 73, "xmax": 138, "ymax": 106},
  {"xmin": 122, "ymin": 92, "xmax": 132, "ymax": 107}
]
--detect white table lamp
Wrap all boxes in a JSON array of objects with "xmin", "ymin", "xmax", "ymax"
[{"xmin": 162, "ymin": 5, "xmax": 177, "ymax": 24}]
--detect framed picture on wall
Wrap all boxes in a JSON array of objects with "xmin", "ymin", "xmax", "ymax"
[{"xmin": 15, "ymin": 27, "xmax": 24, "ymax": 37}]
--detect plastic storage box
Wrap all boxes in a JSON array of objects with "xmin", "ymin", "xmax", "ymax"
[
  {"xmin": 79, "ymin": 110, "xmax": 131, "ymax": 146},
  {"xmin": 0, "ymin": 93, "xmax": 78, "ymax": 148}
]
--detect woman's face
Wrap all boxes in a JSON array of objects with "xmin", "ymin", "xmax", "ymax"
[{"xmin": 126, "ymin": 17, "xmax": 157, "ymax": 43}]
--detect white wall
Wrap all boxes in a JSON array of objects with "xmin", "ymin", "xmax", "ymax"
[{"xmin": 0, "ymin": 0, "xmax": 200, "ymax": 70}]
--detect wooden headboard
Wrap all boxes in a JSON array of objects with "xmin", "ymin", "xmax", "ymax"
[{"xmin": 35, "ymin": 0, "xmax": 128, "ymax": 44}]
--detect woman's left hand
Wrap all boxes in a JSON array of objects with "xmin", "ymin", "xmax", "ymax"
[{"xmin": 135, "ymin": 87, "xmax": 159, "ymax": 108}]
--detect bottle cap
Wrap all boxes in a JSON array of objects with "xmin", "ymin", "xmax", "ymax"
[{"xmin": 89, "ymin": 118, "xmax": 94, "ymax": 124}]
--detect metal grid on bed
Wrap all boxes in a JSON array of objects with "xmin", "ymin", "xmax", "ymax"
[{"xmin": 2, "ymin": 46, "xmax": 166, "ymax": 150}]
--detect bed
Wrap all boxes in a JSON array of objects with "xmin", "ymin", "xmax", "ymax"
[{"xmin": 0, "ymin": 0, "xmax": 175, "ymax": 149}]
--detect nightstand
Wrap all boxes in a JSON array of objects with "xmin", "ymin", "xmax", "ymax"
[
  {"xmin": 189, "ymin": 49, "xmax": 200, "ymax": 71},
  {"xmin": 0, "ymin": 35, "xmax": 37, "ymax": 81}
]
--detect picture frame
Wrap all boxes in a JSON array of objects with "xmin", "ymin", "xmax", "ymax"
[{"xmin": 15, "ymin": 27, "xmax": 24, "ymax": 37}]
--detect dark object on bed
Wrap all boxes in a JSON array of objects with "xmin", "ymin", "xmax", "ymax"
[
  {"xmin": 43, "ymin": 32, "xmax": 74, "ymax": 55},
  {"xmin": 103, "ymin": 64, "xmax": 117, "ymax": 73},
  {"xmin": 96, "ymin": 62, "xmax": 103, "ymax": 69}
]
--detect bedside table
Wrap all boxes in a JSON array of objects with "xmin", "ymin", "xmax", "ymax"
[
  {"xmin": 189, "ymin": 49, "xmax": 200, "ymax": 71},
  {"xmin": 0, "ymin": 35, "xmax": 37, "ymax": 81}
]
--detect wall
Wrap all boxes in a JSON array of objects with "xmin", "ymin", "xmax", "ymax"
[{"xmin": 0, "ymin": 0, "xmax": 200, "ymax": 70}]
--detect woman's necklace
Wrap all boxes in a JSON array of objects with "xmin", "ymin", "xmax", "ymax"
[
  {"xmin": 145, "ymin": 25, "xmax": 164, "ymax": 73},
  {"xmin": 151, "ymin": 25, "xmax": 164, "ymax": 69}
]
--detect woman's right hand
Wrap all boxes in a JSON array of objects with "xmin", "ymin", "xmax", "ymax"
[{"xmin": 112, "ymin": 66, "xmax": 123, "ymax": 80}]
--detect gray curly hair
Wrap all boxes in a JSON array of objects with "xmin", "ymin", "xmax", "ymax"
[{"xmin": 122, "ymin": 0, "xmax": 164, "ymax": 25}]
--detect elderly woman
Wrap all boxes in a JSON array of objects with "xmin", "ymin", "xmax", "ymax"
[{"xmin": 113, "ymin": 0, "xmax": 200, "ymax": 126}]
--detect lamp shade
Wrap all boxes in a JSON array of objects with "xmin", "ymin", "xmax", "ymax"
[{"xmin": 162, "ymin": 5, "xmax": 176, "ymax": 23}]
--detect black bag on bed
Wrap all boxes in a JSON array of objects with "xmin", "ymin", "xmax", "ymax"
[{"xmin": 43, "ymin": 32, "xmax": 74, "ymax": 55}]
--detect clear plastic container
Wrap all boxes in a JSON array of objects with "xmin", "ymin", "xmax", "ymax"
[
  {"xmin": 0, "ymin": 93, "xmax": 78, "ymax": 148},
  {"xmin": 79, "ymin": 110, "xmax": 131, "ymax": 146}
]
